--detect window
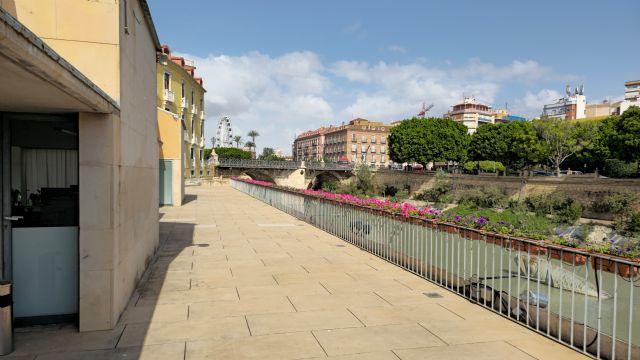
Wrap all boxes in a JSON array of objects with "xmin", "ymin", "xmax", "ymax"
[
  {"xmin": 361, "ymin": 145, "xmax": 366, "ymax": 152},
  {"xmin": 352, "ymin": 133, "xmax": 356, "ymax": 142},
  {"xmin": 191, "ymin": 117, "xmax": 195, "ymax": 135},
  {"xmin": 201, "ymin": 120, "xmax": 204, "ymax": 136},
  {"xmin": 191, "ymin": 90, "xmax": 194, "ymax": 105},
  {"xmin": 361, "ymin": 135, "xmax": 366, "ymax": 143},
  {"xmin": 371, "ymin": 156, "xmax": 376, "ymax": 163},
  {"xmin": 381, "ymin": 136, "xmax": 386, "ymax": 144},
  {"xmin": 381, "ymin": 155, "xmax": 386, "ymax": 163},
  {"xmin": 371, "ymin": 145, "xmax": 376, "ymax": 153},
  {"xmin": 351, "ymin": 144, "xmax": 356, "ymax": 152},
  {"xmin": 190, "ymin": 148, "xmax": 194, "ymax": 159},
  {"xmin": 381, "ymin": 146, "xmax": 385, "ymax": 153},
  {"xmin": 371, "ymin": 135, "xmax": 376, "ymax": 143},
  {"xmin": 181, "ymin": 81, "xmax": 185, "ymax": 101},
  {"xmin": 163, "ymin": 72, "xmax": 171, "ymax": 90},
  {"xmin": 351, "ymin": 154, "xmax": 357, "ymax": 162},
  {"xmin": 361, "ymin": 153, "xmax": 366, "ymax": 162}
]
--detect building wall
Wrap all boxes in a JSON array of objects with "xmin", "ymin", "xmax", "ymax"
[
  {"xmin": 1, "ymin": 0, "xmax": 121, "ymax": 101},
  {"xmin": 158, "ymin": 109, "xmax": 184, "ymax": 205},
  {"xmin": 156, "ymin": 56, "xmax": 206, "ymax": 179},
  {"xmin": 2, "ymin": 0, "xmax": 160, "ymax": 331}
]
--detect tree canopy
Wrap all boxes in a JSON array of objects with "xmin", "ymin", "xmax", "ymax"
[
  {"xmin": 610, "ymin": 106, "xmax": 640, "ymax": 162},
  {"xmin": 470, "ymin": 121, "xmax": 544, "ymax": 171},
  {"xmin": 533, "ymin": 117, "xmax": 595, "ymax": 176},
  {"xmin": 259, "ymin": 147, "xmax": 285, "ymax": 161},
  {"xmin": 215, "ymin": 147, "xmax": 252, "ymax": 159},
  {"xmin": 389, "ymin": 117, "xmax": 469, "ymax": 166}
]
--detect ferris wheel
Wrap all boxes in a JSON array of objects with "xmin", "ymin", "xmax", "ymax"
[{"xmin": 216, "ymin": 116, "xmax": 234, "ymax": 147}]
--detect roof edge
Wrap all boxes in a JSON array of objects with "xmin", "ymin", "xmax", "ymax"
[{"xmin": 139, "ymin": 0, "xmax": 162, "ymax": 51}]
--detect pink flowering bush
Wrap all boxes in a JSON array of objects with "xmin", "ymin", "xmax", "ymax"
[{"xmin": 230, "ymin": 177, "xmax": 274, "ymax": 187}]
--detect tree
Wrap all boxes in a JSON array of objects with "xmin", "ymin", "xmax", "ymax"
[
  {"xmin": 244, "ymin": 141, "xmax": 255, "ymax": 152},
  {"xmin": 233, "ymin": 135, "xmax": 243, "ymax": 148},
  {"xmin": 215, "ymin": 147, "xmax": 252, "ymax": 159},
  {"xmin": 533, "ymin": 117, "xmax": 595, "ymax": 176},
  {"xmin": 469, "ymin": 124, "xmax": 508, "ymax": 165},
  {"xmin": 610, "ymin": 106, "xmax": 640, "ymax": 162},
  {"xmin": 204, "ymin": 148, "xmax": 213, "ymax": 160},
  {"xmin": 259, "ymin": 147, "xmax": 285, "ymax": 161},
  {"xmin": 247, "ymin": 130, "xmax": 260, "ymax": 151},
  {"xmin": 389, "ymin": 117, "xmax": 469, "ymax": 166}
]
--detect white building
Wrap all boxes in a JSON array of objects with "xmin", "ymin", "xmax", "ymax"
[
  {"xmin": 444, "ymin": 97, "xmax": 495, "ymax": 134},
  {"xmin": 542, "ymin": 85, "xmax": 586, "ymax": 119},
  {"xmin": 620, "ymin": 80, "xmax": 640, "ymax": 114}
]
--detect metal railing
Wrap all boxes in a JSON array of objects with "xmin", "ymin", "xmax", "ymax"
[
  {"xmin": 305, "ymin": 162, "xmax": 354, "ymax": 171},
  {"xmin": 231, "ymin": 179, "xmax": 640, "ymax": 360},
  {"xmin": 218, "ymin": 158, "xmax": 301, "ymax": 169}
]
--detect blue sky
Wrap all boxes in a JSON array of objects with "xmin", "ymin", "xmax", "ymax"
[{"xmin": 150, "ymin": 0, "xmax": 639, "ymax": 154}]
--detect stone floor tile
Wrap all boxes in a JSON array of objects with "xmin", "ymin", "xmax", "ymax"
[
  {"xmin": 192, "ymin": 274, "xmax": 277, "ymax": 288},
  {"xmin": 288, "ymin": 293, "xmax": 391, "ymax": 312},
  {"xmin": 188, "ymin": 296, "xmax": 295, "ymax": 319},
  {"xmin": 136, "ymin": 286, "xmax": 238, "ymax": 305},
  {"xmin": 12, "ymin": 325, "xmax": 125, "ymax": 356},
  {"xmin": 118, "ymin": 317, "xmax": 249, "ymax": 347},
  {"xmin": 305, "ymin": 352, "xmax": 400, "ymax": 360},
  {"xmin": 185, "ymin": 332, "xmax": 325, "ymax": 360},
  {"xmin": 320, "ymin": 279, "xmax": 411, "ymax": 294},
  {"xmin": 119, "ymin": 303, "xmax": 188, "ymax": 324},
  {"xmin": 273, "ymin": 271, "xmax": 354, "ymax": 285},
  {"xmin": 348, "ymin": 303, "xmax": 463, "ymax": 326},
  {"xmin": 419, "ymin": 318, "xmax": 533, "ymax": 345},
  {"xmin": 313, "ymin": 323, "xmax": 445, "ymax": 356},
  {"xmin": 507, "ymin": 337, "xmax": 589, "ymax": 360},
  {"xmin": 393, "ymin": 341, "xmax": 536, "ymax": 360},
  {"xmin": 237, "ymin": 283, "xmax": 330, "ymax": 299},
  {"xmin": 230, "ymin": 264, "xmax": 307, "ymax": 276},
  {"xmin": 247, "ymin": 309, "xmax": 363, "ymax": 336},
  {"xmin": 34, "ymin": 342, "xmax": 185, "ymax": 360}
]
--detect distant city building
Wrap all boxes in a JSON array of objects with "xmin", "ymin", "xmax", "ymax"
[
  {"xmin": 542, "ymin": 85, "xmax": 586, "ymax": 120},
  {"xmin": 620, "ymin": 79, "xmax": 640, "ymax": 114},
  {"xmin": 324, "ymin": 119, "xmax": 392, "ymax": 165},
  {"xmin": 585, "ymin": 101, "xmax": 620, "ymax": 118},
  {"xmin": 493, "ymin": 108, "xmax": 527, "ymax": 123},
  {"xmin": 444, "ymin": 97, "xmax": 495, "ymax": 133},
  {"xmin": 292, "ymin": 118, "xmax": 392, "ymax": 165},
  {"xmin": 292, "ymin": 127, "xmax": 327, "ymax": 162}
]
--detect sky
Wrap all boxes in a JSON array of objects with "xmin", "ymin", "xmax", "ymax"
[{"xmin": 149, "ymin": 0, "xmax": 639, "ymax": 155}]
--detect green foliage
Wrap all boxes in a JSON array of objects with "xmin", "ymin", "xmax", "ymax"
[
  {"xmin": 321, "ymin": 181, "xmax": 338, "ymax": 192},
  {"xmin": 463, "ymin": 160, "xmax": 505, "ymax": 173},
  {"xmin": 381, "ymin": 184, "xmax": 399, "ymax": 197},
  {"xmin": 457, "ymin": 186, "xmax": 507, "ymax": 209},
  {"xmin": 204, "ymin": 148, "xmax": 213, "ymax": 160},
  {"xmin": 259, "ymin": 147, "xmax": 285, "ymax": 161},
  {"xmin": 389, "ymin": 117, "xmax": 469, "ymax": 165},
  {"xmin": 447, "ymin": 204, "xmax": 555, "ymax": 237},
  {"xmin": 591, "ymin": 192, "xmax": 637, "ymax": 214},
  {"xmin": 615, "ymin": 210, "xmax": 640, "ymax": 236},
  {"xmin": 354, "ymin": 162, "xmax": 375, "ymax": 195},
  {"xmin": 610, "ymin": 106, "xmax": 640, "ymax": 162},
  {"xmin": 233, "ymin": 135, "xmax": 243, "ymax": 148},
  {"xmin": 413, "ymin": 170, "xmax": 453, "ymax": 205},
  {"xmin": 470, "ymin": 121, "xmax": 545, "ymax": 171},
  {"xmin": 603, "ymin": 159, "xmax": 638, "ymax": 178},
  {"xmin": 390, "ymin": 189, "xmax": 409, "ymax": 202},
  {"xmin": 533, "ymin": 117, "xmax": 595, "ymax": 175},
  {"xmin": 215, "ymin": 147, "xmax": 252, "ymax": 159},
  {"xmin": 525, "ymin": 192, "xmax": 583, "ymax": 224}
]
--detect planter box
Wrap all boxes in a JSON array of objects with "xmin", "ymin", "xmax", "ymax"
[
  {"xmin": 591, "ymin": 257, "xmax": 639, "ymax": 278},
  {"xmin": 549, "ymin": 248, "xmax": 588, "ymax": 265},
  {"xmin": 510, "ymin": 240, "xmax": 548, "ymax": 255}
]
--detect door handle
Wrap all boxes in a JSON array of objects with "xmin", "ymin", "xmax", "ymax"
[{"xmin": 4, "ymin": 216, "xmax": 23, "ymax": 221}]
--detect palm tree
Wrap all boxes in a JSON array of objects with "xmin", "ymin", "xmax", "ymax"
[
  {"xmin": 244, "ymin": 141, "xmax": 256, "ymax": 159},
  {"xmin": 247, "ymin": 130, "xmax": 259, "ymax": 150},
  {"xmin": 233, "ymin": 135, "xmax": 243, "ymax": 148}
]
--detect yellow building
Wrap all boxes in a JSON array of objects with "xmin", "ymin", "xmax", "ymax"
[
  {"xmin": 156, "ymin": 45, "xmax": 206, "ymax": 204},
  {"xmin": 0, "ymin": 0, "xmax": 160, "ymax": 333}
]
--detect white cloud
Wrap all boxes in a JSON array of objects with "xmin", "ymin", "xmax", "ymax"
[
  {"xmin": 179, "ymin": 50, "xmax": 574, "ymax": 154},
  {"xmin": 387, "ymin": 45, "xmax": 407, "ymax": 54}
]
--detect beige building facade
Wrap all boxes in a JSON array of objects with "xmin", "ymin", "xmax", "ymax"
[
  {"xmin": 444, "ymin": 97, "xmax": 495, "ymax": 134},
  {"xmin": 0, "ymin": 0, "xmax": 160, "ymax": 333}
]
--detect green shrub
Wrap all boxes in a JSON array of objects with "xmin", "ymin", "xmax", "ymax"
[
  {"xmin": 463, "ymin": 160, "xmax": 505, "ymax": 173},
  {"xmin": 525, "ymin": 192, "xmax": 583, "ymax": 224},
  {"xmin": 603, "ymin": 159, "xmax": 638, "ymax": 178},
  {"xmin": 391, "ymin": 189, "xmax": 409, "ymax": 202},
  {"xmin": 321, "ymin": 181, "xmax": 338, "ymax": 192},
  {"xmin": 457, "ymin": 186, "xmax": 507, "ymax": 209},
  {"xmin": 615, "ymin": 209, "xmax": 640, "ymax": 236},
  {"xmin": 355, "ymin": 163, "xmax": 375, "ymax": 195},
  {"xmin": 381, "ymin": 184, "xmax": 399, "ymax": 197},
  {"xmin": 215, "ymin": 147, "xmax": 252, "ymax": 159},
  {"xmin": 414, "ymin": 170, "xmax": 452, "ymax": 204},
  {"xmin": 591, "ymin": 192, "xmax": 637, "ymax": 214}
]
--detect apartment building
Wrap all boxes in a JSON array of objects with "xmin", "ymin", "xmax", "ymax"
[
  {"xmin": 542, "ymin": 85, "xmax": 586, "ymax": 120},
  {"xmin": 292, "ymin": 127, "xmax": 327, "ymax": 162},
  {"xmin": 620, "ymin": 80, "xmax": 640, "ymax": 114},
  {"xmin": 324, "ymin": 119, "xmax": 391, "ymax": 166},
  {"xmin": 444, "ymin": 97, "xmax": 495, "ymax": 133},
  {"xmin": 0, "ymin": 0, "xmax": 160, "ymax": 332},
  {"xmin": 157, "ymin": 45, "xmax": 206, "ymax": 205},
  {"xmin": 157, "ymin": 45, "xmax": 206, "ymax": 185}
]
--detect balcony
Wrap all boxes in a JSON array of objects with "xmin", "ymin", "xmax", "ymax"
[
  {"xmin": 200, "ymin": 109, "xmax": 205, "ymax": 119},
  {"xmin": 191, "ymin": 105, "xmax": 198, "ymax": 115},
  {"xmin": 181, "ymin": 98, "xmax": 188, "ymax": 108},
  {"xmin": 163, "ymin": 89, "xmax": 175, "ymax": 103}
]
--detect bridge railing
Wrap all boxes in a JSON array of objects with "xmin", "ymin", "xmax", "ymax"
[
  {"xmin": 217, "ymin": 158, "xmax": 301, "ymax": 169},
  {"xmin": 305, "ymin": 162, "xmax": 354, "ymax": 171},
  {"xmin": 231, "ymin": 178, "xmax": 640, "ymax": 360}
]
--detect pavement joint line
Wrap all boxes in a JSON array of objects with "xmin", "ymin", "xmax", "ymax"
[
  {"xmin": 310, "ymin": 330, "xmax": 329, "ymax": 357},
  {"xmin": 417, "ymin": 322, "xmax": 450, "ymax": 346},
  {"xmin": 244, "ymin": 315, "xmax": 253, "ymax": 336},
  {"xmin": 505, "ymin": 339, "xmax": 549, "ymax": 360},
  {"xmin": 373, "ymin": 291, "xmax": 394, "ymax": 306},
  {"xmin": 318, "ymin": 281, "xmax": 332, "ymax": 295},
  {"xmin": 346, "ymin": 308, "xmax": 368, "ymax": 328},
  {"xmin": 113, "ymin": 324, "xmax": 127, "ymax": 349},
  {"xmin": 183, "ymin": 341, "xmax": 187, "ymax": 360},
  {"xmin": 236, "ymin": 287, "xmax": 241, "ymax": 300},
  {"xmin": 271, "ymin": 274, "xmax": 280, "ymax": 285},
  {"xmin": 393, "ymin": 278, "xmax": 414, "ymax": 290},
  {"xmin": 300, "ymin": 264, "xmax": 311, "ymax": 273},
  {"xmin": 286, "ymin": 295, "xmax": 299, "ymax": 312},
  {"xmin": 390, "ymin": 349, "xmax": 404, "ymax": 360},
  {"xmin": 435, "ymin": 303, "xmax": 466, "ymax": 320}
]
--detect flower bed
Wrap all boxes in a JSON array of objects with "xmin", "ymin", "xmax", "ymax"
[{"xmin": 231, "ymin": 177, "xmax": 640, "ymax": 264}]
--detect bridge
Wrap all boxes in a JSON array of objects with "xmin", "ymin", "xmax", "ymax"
[{"xmin": 214, "ymin": 158, "xmax": 356, "ymax": 189}]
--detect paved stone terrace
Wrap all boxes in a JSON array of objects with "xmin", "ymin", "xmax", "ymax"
[{"xmin": 9, "ymin": 185, "xmax": 588, "ymax": 359}]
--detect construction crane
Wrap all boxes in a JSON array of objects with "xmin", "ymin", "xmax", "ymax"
[{"xmin": 417, "ymin": 102, "xmax": 434, "ymax": 118}]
